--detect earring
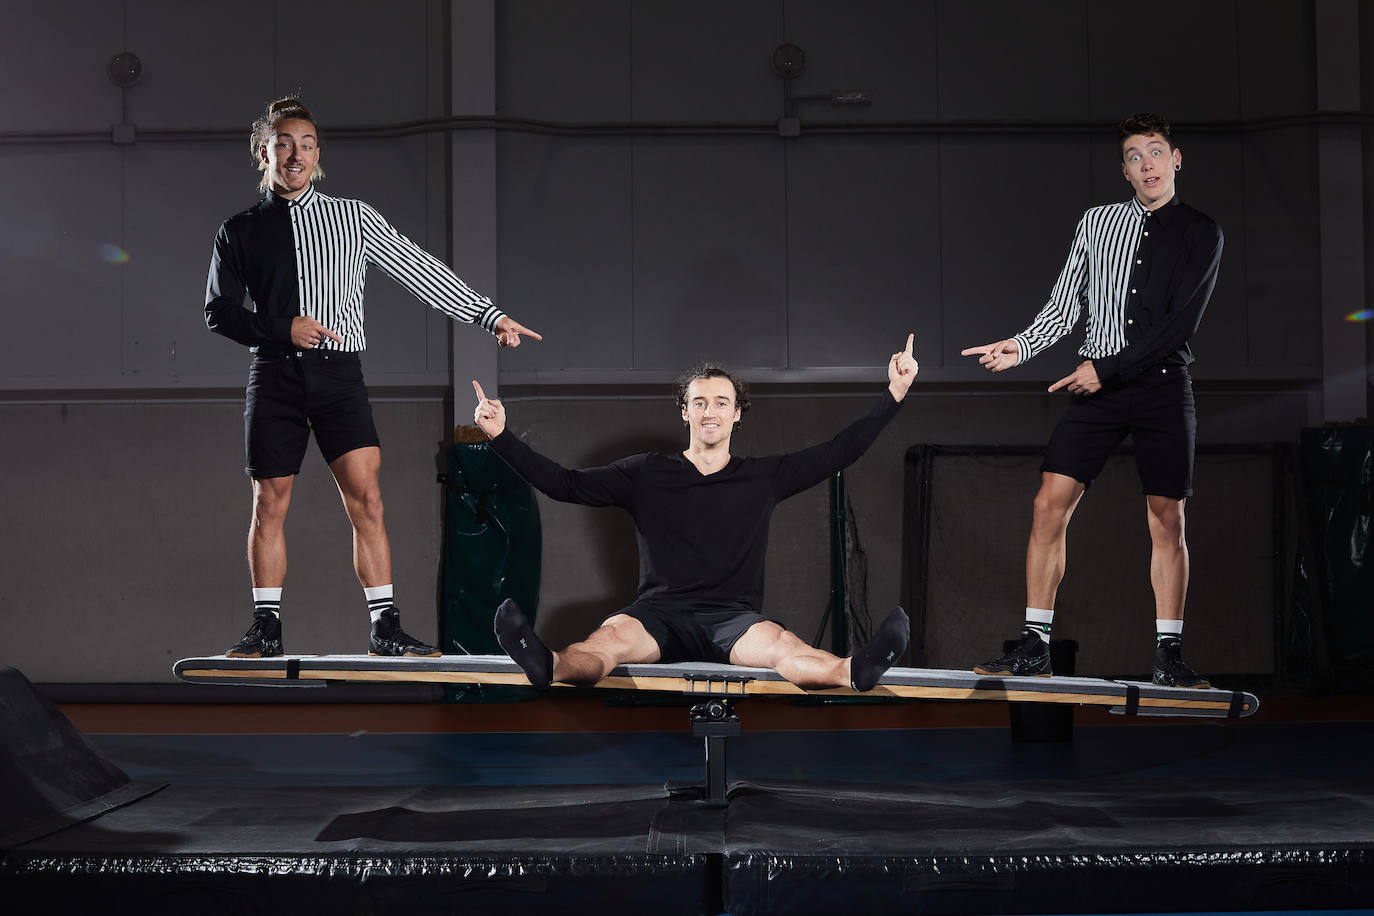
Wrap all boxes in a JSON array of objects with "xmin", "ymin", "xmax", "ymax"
[{"xmin": 1174, "ymin": 163, "xmax": 1181, "ymax": 172}]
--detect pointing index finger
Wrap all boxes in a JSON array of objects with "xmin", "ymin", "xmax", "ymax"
[
  {"xmin": 472, "ymin": 380, "xmax": 486, "ymax": 402},
  {"xmin": 903, "ymin": 333, "xmax": 914, "ymax": 356}
]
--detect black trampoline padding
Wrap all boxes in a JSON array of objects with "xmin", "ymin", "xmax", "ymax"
[
  {"xmin": 721, "ymin": 776, "xmax": 1374, "ymax": 915},
  {"xmin": 1, "ymin": 782, "xmax": 719, "ymax": 914}
]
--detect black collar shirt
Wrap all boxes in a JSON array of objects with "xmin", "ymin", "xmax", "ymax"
[
  {"xmin": 1011, "ymin": 195, "xmax": 1224, "ymax": 388},
  {"xmin": 205, "ymin": 183, "xmax": 505, "ymax": 352}
]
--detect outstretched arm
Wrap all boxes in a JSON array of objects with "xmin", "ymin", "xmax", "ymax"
[
  {"xmin": 961, "ymin": 216, "xmax": 1090, "ymax": 372},
  {"xmin": 473, "ymin": 380, "xmax": 635, "ymax": 508},
  {"xmin": 773, "ymin": 335, "xmax": 915, "ymax": 499},
  {"xmin": 960, "ymin": 339, "xmax": 1020, "ymax": 372},
  {"xmin": 359, "ymin": 202, "xmax": 543, "ymax": 348}
]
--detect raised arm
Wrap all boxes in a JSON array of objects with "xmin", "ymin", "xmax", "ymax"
[
  {"xmin": 772, "ymin": 335, "xmax": 915, "ymax": 499},
  {"xmin": 474, "ymin": 381, "xmax": 635, "ymax": 507}
]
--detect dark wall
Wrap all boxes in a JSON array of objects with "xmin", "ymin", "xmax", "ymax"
[{"xmin": 0, "ymin": 1, "xmax": 1339, "ymax": 682}]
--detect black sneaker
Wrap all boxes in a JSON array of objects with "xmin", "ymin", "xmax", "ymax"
[
  {"xmin": 973, "ymin": 627, "xmax": 1052, "ymax": 677},
  {"xmin": 1152, "ymin": 638, "xmax": 1210, "ymax": 688},
  {"xmin": 369, "ymin": 607, "xmax": 441, "ymax": 657},
  {"xmin": 226, "ymin": 610, "xmax": 282, "ymax": 658}
]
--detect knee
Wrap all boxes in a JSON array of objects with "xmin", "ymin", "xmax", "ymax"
[
  {"xmin": 1031, "ymin": 492, "xmax": 1071, "ymax": 532},
  {"xmin": 348, "ymin": 488, "xmax": 385, "ymax": 526},
  {"xmin": 252, "ymin": 481, "xmax": 292, "ymax": 526},
  {"xmin": 1147, "ymin": 502, "xmax": 1186, "ymax": 546}
]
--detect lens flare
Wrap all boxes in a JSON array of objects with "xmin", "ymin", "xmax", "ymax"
[
  {"xmin": 1344, "ymin": 308, "xmax": 1373, "ymax": 321},
  {"xmin": 98, "ymin": 243, "xmax": 129, "ymax": 263}
]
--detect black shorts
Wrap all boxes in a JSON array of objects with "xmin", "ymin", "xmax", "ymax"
[
  {"xmin": 1042, "ymin": 363, "xmax": 1195, "ymax": 499},
  {"xmin": 244, "ymin": 350, "xmax": 380, "ymax": 479},
  {"xmin": 614, "ymin": 599, "xmax": 769, "ymax": 664}
]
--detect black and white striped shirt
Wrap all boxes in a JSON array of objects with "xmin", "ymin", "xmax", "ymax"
[
  {"xmin": 205, "ymin": 183, "xmax": 505, "ymax": 352},
  {"xmin": 1011, "ymin": 196, "xmax": 1223, "ymax": 388}
]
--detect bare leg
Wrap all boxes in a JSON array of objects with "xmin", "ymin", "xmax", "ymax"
[
  {"xmin": 552, "ymin": 614, "xmax": 662, "ymax": 684},
  {"xmin": 329, "ymin": 446, "xmax": 391, "ymax": 587},
  {"xmin": 248, "ymin": 475, "xmax": 294, "ymax": 588},
  {"xmin": 1026, "ymin": 472, "xmax": 1087, "ymax": 610},
  {"xmin": 730, "ymin": 622, "xmax": 849, "ymax": 689},
  {"xmin": 1146, "ymin": 495, "xmax": 1188, "ymax": 621}
]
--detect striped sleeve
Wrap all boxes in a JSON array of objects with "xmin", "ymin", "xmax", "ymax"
[
  {"xmin": 357, "ymin": 202, "xmax": 506, "ymax": 332},
  {"xmin": 1012, "ymin": 215, "xmax": 1090, "ymax": 365}
]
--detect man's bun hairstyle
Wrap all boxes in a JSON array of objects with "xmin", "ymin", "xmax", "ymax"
[{"xmin": 251, "ymin": 97, "xmax": 325, "ymax": 191}]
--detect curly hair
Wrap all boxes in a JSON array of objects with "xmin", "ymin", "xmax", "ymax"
[
  {"xmin": 251, "ymin": 97, "xmax": 325, "ymax": 192},
  {"xmin": 675, "ymin": 363, "xmax": 751, "ymax": 419},
  {"xmin": 1118, "ymin": 112, "xmax": 1172, "ymax": 152}
]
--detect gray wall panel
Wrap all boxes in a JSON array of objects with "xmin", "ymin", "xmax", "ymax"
[
  {"xmin": 1238, "ymin": 0, "xmax": 1316, "ymax": 119},
  {"xmin": 1242, "ymin": 128, "xmax": 1322, "ymax": 374},
  {"xmin": 0, "ymin": 146, "xmax": 125, "ymax": 379},
  {"xmin": 497, "ymin": 0, "xmax": 631, "ymax": 120},
  {"xmin": 274, "ymin": 0, "xmax": 432, "ymax": 125},
  {"xmin": 631, "ymin": 0, "xmax": 781, "ymax": 122},
  {"xmin": 786, "ymin": 137, "xmax": 940, "ymax": 368},
  {"xmin": 0, "ymin": 399, "xmax": 448, "ymax": 683},
  {"xmin": 124, "ymin": 0, "xmax": 275, "ymax": 130},
  {"xmin": 938, "ymin": 136, "xmax": 1094, "ymax": 381},
  {"xmin": 632, "ymin": 138, "xmax": 787, "ymax": 369},
  {"xmin": 782, "ymin": 0, "xmax": 939, "ymax": 122},
  {"xmin": 496, "ymin": 133, "xmax": 634, "ymax": 371},
  {"xmin": 123, "ymin": 144, "xmax": 267, "ymax": 379},
  {"xmin": 0, "ymin": 2, "xmax": 122, "ymax": 131},
  {"xmin": 1087, "ymin": 1, "xmax": 1240, "ymax": 120},
  {"xmin": 937, "ymin": 0, "xmax": 1090, "ymax": 122}
]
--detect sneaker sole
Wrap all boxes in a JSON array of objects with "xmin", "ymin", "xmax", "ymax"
[
  {"xmin": 226, "ymin": 650, "xmax": 282, "ymax": 658},
  {"xmin": 369, "ymin": 650, "xmax": 442, "ymax": 658}
]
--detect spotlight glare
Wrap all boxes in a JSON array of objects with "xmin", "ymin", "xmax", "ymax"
[{"xmin": 1343, "ymin": 308, "xmax": 1373, "ymax": 322}]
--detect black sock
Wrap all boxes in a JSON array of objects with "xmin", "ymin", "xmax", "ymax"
[
  {"xmin": 494, "ymin": 598, "xmax": 553, "ymax": 689},
  {"xmin": 850, "ymin": 606, "xmax": 910, "ymax": 692}
]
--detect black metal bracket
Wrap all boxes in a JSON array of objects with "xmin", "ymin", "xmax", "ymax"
[{"xmin": 689, "ymin": 698, "xmax": 741, "ymax": 804}]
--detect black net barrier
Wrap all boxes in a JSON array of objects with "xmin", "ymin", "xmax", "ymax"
[
  {"xmin": 439, "ymin": 440, "xmax": 541, "ymax": 698},
  {"xmin": 1299, "ymin": 426, "xmax": 1374, "ymax": 691}
]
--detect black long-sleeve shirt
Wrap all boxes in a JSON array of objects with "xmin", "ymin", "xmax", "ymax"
[
  {"xmin": 204, "ymin": 183, "xmax": 505, "ymax": 352},
  {"xmin": 1012, "ymin": 196, "xmax": 1224, "ymax": 388},
  {"xmin": 488, "ymin": 393, "xmax": 903, "ymax": 613}
]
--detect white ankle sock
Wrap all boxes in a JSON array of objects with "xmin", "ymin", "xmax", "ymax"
[
  {"xmin": 252, "ymin": 587, "xmax": 282, "ymax": 618},
  {"xmin": 1025, "ymin": 607, "xmax": 1054, "ymax": 643},
  {"xmin": 365, "ymin": 584, "xmax": 394, "ymax": 623}
]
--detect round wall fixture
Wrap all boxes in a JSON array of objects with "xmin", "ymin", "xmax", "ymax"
[
  {"xmin": 107, "ymin": 51, "xmax": 143, "ymax": 88},
  {"xmin": 770, "ymin": 43, "xmax": 806, "ymax": 80}
]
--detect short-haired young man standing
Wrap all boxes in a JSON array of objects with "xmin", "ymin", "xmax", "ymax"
[
  {"xmin": 961, "ymin": 113, "xmax": 1224, "ymax": 687},
  {"xmin": 205, "ymin": 98, "xmax": 541, "ymax": 659}
]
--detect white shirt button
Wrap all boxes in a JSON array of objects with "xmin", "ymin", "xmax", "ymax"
[
  {"xmin": 1128, "ymin": 319, "xmax": 1134, "ymax": 325},
  {"xmin": 1131, "ymin": 289, "xmax": 1137, "ymax": 294}
]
